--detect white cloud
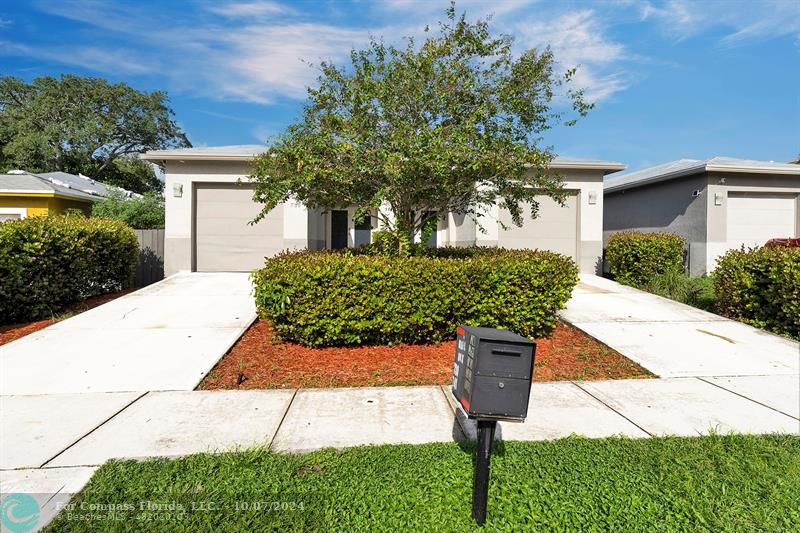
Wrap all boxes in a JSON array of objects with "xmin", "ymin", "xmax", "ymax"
[
  {"xmin": 0, "ymin": 40, "xmax": 152, "ymax": 74},
  {"xmin": 9, "ymin": 0, "xmax": 798, "ymax": 113},
  {"xmin": 720, "ymin": 0, "xmax": 800, "ymax": 45},
  {"xmin": 640, "ymin": 0, "xmax": 800, "ymax": 45},
  {"xmin": 640, "ymin": 0, "xmax": 704, "ymax": 40},
  {"xmin": 206, "ymin": 1, "xmax": 295, "ymax": 19},
  {"xmin": 219, "ymin": 23, "xmax": 369, "ymax": 102},
  {"xmin": 513, "ymin": 10, "xmax": 629, "ymax": 102},
  {"xmin": 18, "ymin": 0, "xmax": 630, "ymax": 105},
  {"xmin": 383, "ymin": 0, "xmax": 537, "ymax": 18},
  {"xmin": 18, "ymin": 0, "xmax": 631, "ymax": 108},
  {"xmin": 23, "ymin": 0, "xmax": 374, "ymax": 104}
]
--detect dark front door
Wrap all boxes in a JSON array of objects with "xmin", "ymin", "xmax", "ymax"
[{"xmin": 331, "ymin": 210, "xmax": 348, "ymax": 249}]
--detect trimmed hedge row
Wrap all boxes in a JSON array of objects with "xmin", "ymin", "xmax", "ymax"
[
  {"xmin": 606, "ymin": 231, "xmax": 686, "ymax": 287},
  {"xmin": 0, "ymin": 215, "xmax": 139, "ymax": 325},
  {"xmin": 714, "ymin": 246, "xmax": 800, "ymax": 339},
  {"xmin": 253, "ymin": 248, "xmax": 579, "ymax": 346}
]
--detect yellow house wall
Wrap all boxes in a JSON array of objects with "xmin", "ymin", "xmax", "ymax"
[
  {"xmin": 0, "ymin": 194, "xmax": 93, "ymax": 217},
  {"xmin": 49, "ymin": 197, "xmax": 93, "ymax": 215}
]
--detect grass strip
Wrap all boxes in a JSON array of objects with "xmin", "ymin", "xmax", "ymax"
[{"xmin": 47, "ymin": 434, "xmax": 800, "ymax": 531}]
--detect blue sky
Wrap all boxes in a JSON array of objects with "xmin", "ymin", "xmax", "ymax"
[{"xmin": 1, "ymin": 0, "xmax": 798, "ymax": 171}]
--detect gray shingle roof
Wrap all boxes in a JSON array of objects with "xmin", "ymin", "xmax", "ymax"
[
  {"xmin": 605, "ymin": 156, "xmax": 800, "ymax": 193},
  {"xmin": 0, "ymin": 172, "xmax": 55, "ymax": 192},
  {"xmin": 38, "ymin": 171, "xmax": 115, "ymax": 197},
  {"xmin": 0, "ymin": 170, "xmax": 135, "ymax": 201}
]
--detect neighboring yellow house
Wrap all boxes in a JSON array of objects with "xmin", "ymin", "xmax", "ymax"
[{"xmin": 0, "ymin": 170, "xmax": 113, "ymax": 221}]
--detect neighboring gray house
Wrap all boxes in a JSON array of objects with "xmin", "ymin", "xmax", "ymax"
[
  {"xmin": 142, "ymin": 146, "xmax": 624, "ymax": 276},
  {"xmin": 604, "ymin": 157, "xmax": 800, "ymax": 275},
  {"xmin": 0, "ymin": 169, "xmax": 136, "ymax": 221}
]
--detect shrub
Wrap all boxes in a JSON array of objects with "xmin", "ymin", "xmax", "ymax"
[
  {"xmin": 714, "ymin": 246, "xmax": 800, "ymax": 339},
  {"xmin": 643, "ymin": 271, "xmax": 715, "ymax": 311},
  {"xmin": 606, "ymin": 231, "xmax": 686, "ymax": 287},
  {"xmin": 253, "ymin": 248, "xmax": 578, "ymax": 346},
  {"xmin": 0, "ymin": 214, "xmax": 139, "ymax": 324},
  {"xmin": 92, "ymin": 190, "xmax": 165, "ymax": 229}
]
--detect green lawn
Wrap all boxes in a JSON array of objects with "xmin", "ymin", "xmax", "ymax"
[{"xmin": 48, "ymin": 435, "xmax": 800, "ymax": 532}]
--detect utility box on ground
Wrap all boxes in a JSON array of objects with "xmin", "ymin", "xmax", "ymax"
[{"xmin": 451, "ymin": 326, "xmax": 536, "ymax": 421}]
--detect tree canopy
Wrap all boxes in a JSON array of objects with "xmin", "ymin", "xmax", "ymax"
[
  {"xmin": 91, "ymin": 190, "xmax": 165, "ymax": 229},
  {"xmin": 0, "ymin": 74, "xmax": 190, "ymax": 193},
  {"xmin": 249, "ymin": 6, "xmax": 592, "ymax": 253}
]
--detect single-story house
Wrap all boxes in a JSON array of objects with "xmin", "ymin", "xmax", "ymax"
[
  {"xmin": 604, "ymin": 157, "xmax": 800, "ymax": 275},
  {"xmin": 0, "ymin": 170, "xmax": 125, "ymax": 221},
  {"xmin": 142, "ymin": 145, "xmax": 624, "ymax": 276}
]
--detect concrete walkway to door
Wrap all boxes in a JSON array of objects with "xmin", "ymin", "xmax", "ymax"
[{"xmin": 0, "ymin": 273, "xmax": 256, "ymax": 395}]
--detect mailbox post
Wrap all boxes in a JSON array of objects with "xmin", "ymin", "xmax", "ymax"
[{"xmin": 452, "ymin": 326, "xmax": 536, "ymax": 526}]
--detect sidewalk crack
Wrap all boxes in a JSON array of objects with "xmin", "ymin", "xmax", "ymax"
[
  {"xmin": 697, "ymin": 377, "xmax": 800, "ymax": 421},
  {"xmin": 570, "ymin": 382, "xmax": 653, "ymax": 437},
  {"xmin": 40, "ymin": 391, "xmax": 148, "ymax": 468},
  {"xmin": 267, "ymin": 389, "xmax": 298, "ymax": 452}
]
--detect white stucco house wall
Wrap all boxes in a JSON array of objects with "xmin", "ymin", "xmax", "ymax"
[
  {"xmin": 604, "ymin": 157, "xmax": 800, "ymax": 275},
  {"xmin": 143, "ymin": 145, "xmax": 624, "ymax": 276}
]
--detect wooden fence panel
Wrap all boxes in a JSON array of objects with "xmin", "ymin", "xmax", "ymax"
[{"xmin": 133, "ymin": 229, "xmax": 165, "ymax": 287}]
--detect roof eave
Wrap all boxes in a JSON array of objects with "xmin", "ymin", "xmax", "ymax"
[
  {"xmin": 706, "ymin": 164, "xmax": 800, "ymax": 175},
  {"xmin": 550, "ymin": 161, "xmax": 626, "ymax": 174},
  {"xmin": 606, "ymin": 162, "xmax": 800, "ymax": 193},
  {"xmin": 141, "ymin": 152, "xmax": 258, "ymax": 162},
  {"xmin": 54, "ymin": 193, "xmax": 97, "ymax": 202},
  {"xmin": 145, "ymin": 153, "xmax": 627, "ymax": 173},
  {"xmin": 0, "ymin": 189, "xmax": 55, "ymax": 194}
]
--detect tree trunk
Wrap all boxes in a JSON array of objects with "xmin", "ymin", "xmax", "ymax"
[{"xmin": 395, "ymin": 209, "xmax": 414, "ymax": 257}]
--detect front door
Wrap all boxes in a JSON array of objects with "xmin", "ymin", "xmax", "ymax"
[{"xmin": 331, "ymin": 210, "xmax": 348, "ymax": 249}]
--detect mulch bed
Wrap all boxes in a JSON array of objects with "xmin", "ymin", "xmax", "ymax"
[
  {"xmin": 199, "ymin": 320, "xmax": 653, "ymax": 390},
  {"xmin": 0, "ymin": 289, "xmax": 134, "ymax": 347}
]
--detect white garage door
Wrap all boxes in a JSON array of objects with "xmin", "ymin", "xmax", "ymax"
[
  {"xmin": 727, "ymin": 192, "xmax": 797, "ymax": 249},
  {"xmin": 497, "ymin": 193, "xmax": 578, "ymax": 260},
  {"xmin": 194, "ymin": 183, "xmax": 284, "ymax": 272}
]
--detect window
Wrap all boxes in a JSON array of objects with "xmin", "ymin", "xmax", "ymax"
[
  {"xmin": 354, "ymin": 214, "xmax": 372, "ymax": 247},
  {"xmin": 0, "ymin": 208, "xmax": 26, "ymax": 222}
]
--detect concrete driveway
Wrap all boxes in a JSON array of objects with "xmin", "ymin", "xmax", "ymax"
[
  {"xmin": 561, "ymin": 274, "xmax": 800, "ymax": 378},
  {"xmin": 0, "ymin": 273, "xmax": 255, "ymax": 395}
]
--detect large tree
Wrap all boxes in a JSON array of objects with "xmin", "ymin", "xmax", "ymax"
[
  {"xmin": 249, "ymin": 6, "xmax": 592, "ymax": 254},
  {"xmin": 0, "ymin": 74, "xmax": 190, "ymax": 193}
]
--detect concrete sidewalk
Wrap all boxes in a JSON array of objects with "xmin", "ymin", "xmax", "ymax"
[
  {"xmin": 2, "ymin": 379, "xmax": 797, "ymax": 532},
  {"xmin": 3, "ymin": 379, "xmax": 797, "ymax": 471},
  {"xmin": 561, "ymin": 274, "xmax": 800, "ymax": 378},
  {"xmin": 0, "ymin": 273, "xmax": 256, "ymax": 395}
]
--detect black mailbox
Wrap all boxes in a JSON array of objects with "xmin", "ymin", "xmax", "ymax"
[{"xmin": 452, "ymin": 326, "xmax": 536, "ymax": 421}]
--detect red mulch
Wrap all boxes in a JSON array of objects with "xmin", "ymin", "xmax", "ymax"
[
  {"xmin": 199, "ymin": 320, "xmax": 653, "ymax": 390},
  {"xmin": 0, "ymin": 290, "xmax": 134, "ymax": 347}
]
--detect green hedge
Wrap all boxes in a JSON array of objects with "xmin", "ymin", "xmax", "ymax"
[
  {"xmin": 714, "ymin": 246, "xmax": 800, "ymax": 339},
  {"xmin": 0, "ymin": 215, "xmax": 139, "ymax": 325},
  {"xmin": 253, "ymin": 248, "xmax": 578, "ymax": 346},
  {"xmin": 606, "ymin": 231, "xmax": 686, "ymax": 287}
]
